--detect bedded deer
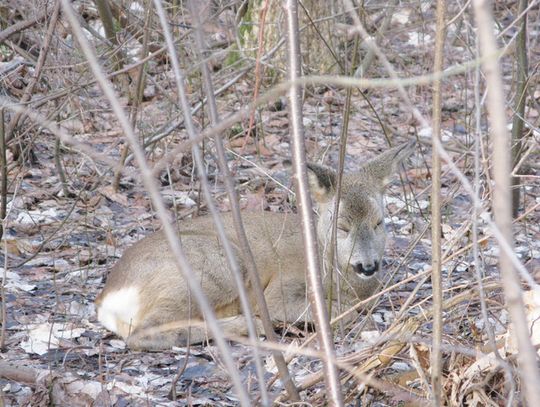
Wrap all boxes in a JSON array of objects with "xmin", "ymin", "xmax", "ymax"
[{"xmin": 95, "ymin": 141, "xmax": 415, "ymax": 350}]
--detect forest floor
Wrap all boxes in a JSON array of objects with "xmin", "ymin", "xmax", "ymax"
[{"xmin": 1, "ymin": 1, "xmax": 539, "ymax": 406}]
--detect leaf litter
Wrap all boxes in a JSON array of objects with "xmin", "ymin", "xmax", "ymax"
[{"xmin": 0, "ymin": 2, "xmax": 539, "ymax": 406}]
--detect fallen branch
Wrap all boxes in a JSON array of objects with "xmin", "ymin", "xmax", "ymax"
[
  {"xmin": 0, "ymin": 11, "xmax": 48, "ymax": 44},
  {"xmin": 0, "ymin": 360, "xmax": 105, "ymax": 406},
  {"xmin": 297, "ymin": 280, "xmax": 502, "ymax": 393}
]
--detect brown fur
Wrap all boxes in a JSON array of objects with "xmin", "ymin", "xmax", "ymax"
[{"xmin": 95, "ymin": 141, "xmax": 415, "ymax": 350}]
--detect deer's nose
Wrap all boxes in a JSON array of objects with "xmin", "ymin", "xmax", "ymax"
[{"xmin": 353, "ymin": 261, "xmax": 379, "ymax": 277}]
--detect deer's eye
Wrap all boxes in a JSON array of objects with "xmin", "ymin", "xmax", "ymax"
[{"xmin": 375, "ymin": 220, "xmax": 383, "ymax": 228}]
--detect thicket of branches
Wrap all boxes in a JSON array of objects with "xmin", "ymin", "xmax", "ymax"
[{"xmin": 0, "ymin": 0, "xmax": 539, "ymax": 406}]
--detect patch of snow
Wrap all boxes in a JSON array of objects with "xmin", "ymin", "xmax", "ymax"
[
  {"xmin": 372, "ymin": 312, "xmax": 384, "ymax": 324},
  {"xmin": 3, "ymin": 270, "xmax": 36, "ymax": 292},
  {"xmin": 360, "ymin": 330, "xmax": 381, "ymax": 345},
  {"xmin": 455, "ymin": 262, "xmax": 470, "ymax": 273},
  {"xmin": 392, "ymin": 11, "xmax": 410, "ymax": 25},
  {"xmin": 302, "ymin": 117, "xmax": 314, "ymax": 128},
  {"xmin": 391, "ymin": 362, "xmax": 411, "ymax": 371},
  {"xmin": 506, "ymin": 288, "xmax": 540, "ymax": 356},
  {"xmin": 109, "ymin": 339, "xmax": 127, "ymax": 350},
  {"xmin": 15, "ymin": 208, "xmax": 61, "ymax": 226},
  {"xmin": 20, "ymin": 323, "xmax": 85, "ymax": 355},
  {"xmin": 130, "ymin": 2, "xmax": 144, "ymax": 13},
  {"xmin": 66, "ymin": 380, "xmax": 103, "ymax": 399}
]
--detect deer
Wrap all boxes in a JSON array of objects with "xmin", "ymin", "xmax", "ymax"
[{"xmin": 95, "ymin": 141, "xmax": 415, "ymax": 350}]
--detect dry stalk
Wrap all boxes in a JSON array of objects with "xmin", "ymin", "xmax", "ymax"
[
  {"xmin": 430, "ymin": 0, "xmax": 447, "ymax": 405},
  {"xmin": 6, "ymin": 0, "xmax": 61, "ymax": 143},
  {"xmin": 285, "ymin": 1, "xmax": 343, "ymax": 405},
  {"xmin": 472, "ymin": 0, "xmax": 540, "ymax": 405},
  {"xmin": 0, "ymin": 10, "xmax": 48, "ymax": 44},
  {"xmin": 354, "ymin": 0, "xmax": 399, "ymax": 77},
  {"xmin": 152, "ymin": 0, "xmax": 267, "ymax": 404},
  {"xmin": 188, "ymin": 0, "xmax": 300, "ymax": 403},
  {"xmin": 59, "ymin": 1, "xmax": 251, "ymax": 405},
  {"xmin": 152, "ymin": 59, "xmax": 495, "ymax": 174},
  {"xmin": 472, "ymin": 31, "xmax": 511, "ymax": 403},
  {"xmin": 0, "ymin": 108, "xmax": 6, "ymax": 351},
  {"xmin": 294, "ymin": 280, "xmax": 501, "ymax": 401},
  {"xmin": 511, "ymin": 0, "xmax": 529, "ymax": 217},
  {"xmin": 245, "ymin": 0, "xmax": 270, "ymax": 145},
  {"xmin": 112, "ymin": 0, "xmax": 153, "ymax": 191}
]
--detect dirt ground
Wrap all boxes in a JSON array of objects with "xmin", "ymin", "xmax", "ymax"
[{"xmin": 0, "ymin": 1, "xmax": 539, "ymax": 405}]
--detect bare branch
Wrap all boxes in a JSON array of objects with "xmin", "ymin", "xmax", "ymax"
[
  {"xmin": 472, "ymin": 0, "xmax": 540, "ymax": 405},
  {"xmin": 430, "ymin": 0, "xmax": 447, "ymax": 404},
  {"xmin": 511, "ymin": 0, "xmax": 529, "ymax": 217},
  {"xmin": 188, "ymin": 0, "xmax": 300, "ymax": 403},
  {"xmin": 58, "ymin": 1, "xmax": 251, "ymax": 405},
  {"xmin": 6, "ymin": 0, "xmax": 61, "ymax": 141},
  {"xmin": 0, "ymin": 10, "xmax": 48, "ymax": 44},
  {"xmin": 284, "ymin": 1, "xmax": 343, "ymax": 406}
]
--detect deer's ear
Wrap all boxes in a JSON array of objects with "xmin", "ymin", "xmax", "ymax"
[
  {"xmin": 306, "ymin": 163, "xmax": 337, "ymax": 203},
  {"xmin": 362, "ymin": 140, "xmax": 416, "ymax": 189}
]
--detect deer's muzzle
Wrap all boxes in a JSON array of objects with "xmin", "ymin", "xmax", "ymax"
[{"xmin": 352, "ymin": 261, "xmax": 379, "ymax": 277}]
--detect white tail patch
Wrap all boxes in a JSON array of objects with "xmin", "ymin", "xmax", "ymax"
[{"xmin": 97, "ymin": 286, "xmax": 140, "ymax": 338}]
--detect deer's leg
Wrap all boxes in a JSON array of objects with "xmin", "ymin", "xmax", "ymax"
[
  {"xmin": 263, "ymin": 274, "xmax": 313, "ymax": 324},
  {"xmin": 125, "ymin": 313, "xmax": 264, "ymax": 350}
]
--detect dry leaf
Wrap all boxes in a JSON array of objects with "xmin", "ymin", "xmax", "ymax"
[
  {"xmin": 505, "ymin": 288, "xmax": 540, "ymax": 356},
  {"xmin": 99, "ymin": 186, "xmax": 128, "ymax": 206}
]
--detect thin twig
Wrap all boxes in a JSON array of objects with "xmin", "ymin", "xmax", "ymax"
[
  {"xmin": 328, "ymin": 37, "xmax": 360, "ymax": 338},
  {"xmin": 285, "ymin": 1, "xmax": 343, "ymax": 405},
  {"xmin": 152, "ymin": 55, "xmax": 499, "ymax": 175},
  {"xmin": 188, "ymin": 1, "xmax": 268, "ymax": 404},
  {"xmin": 472, "ymin": 0, "xmax": 540, "ymax": 405},
  {"xmin": 0, "ymin": 99, "xmax": 121, "ymax": 170},
  {"xmin": 472, "ymin": 39, "xmax": 514, "ymax": 406},
  {"xmin": 152, "ymin": 0, "xmax": 264, "ymax": 404},
  {"xmin": 510, "ymin": 0, "xmax": 529, "ymax": 217},
  {"xmin": 6, "ymin": 0, "xmax": 61, "ymax": 142},
  {"xmin": 189, "ymin": 0, "xmax": 301, "ymax": 402},
  {"xmin": 430, "ymin": 0, "xmax": 447, "ymax": 405},
  {"xmin": 112, "ymin": 0, "xmax": 153, "ymax": 190},
  {"xmin": 342, "ymin": 0, "xmax": 428, "ymax": 129},
  {"xmin": 0, "ymin": 10, "xmax": 48, "ymax": 44},
  {"xmin": 59, "ymin": 1, "xmax": 251, "ymax": 405},
  {"xmin": 245, "ymin": 0, "xmax": 270, "ymax": 144},
  {"xmin": 0, "ymin": 108, "xmax": 6, "ymax": 351},
  {"xmin": 0, "ymin": 109, "xmax": 6, "ymax": 242},
  {"xmin": 354, "ymin": 0, "xmax": 399, "ymax": 77}
]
